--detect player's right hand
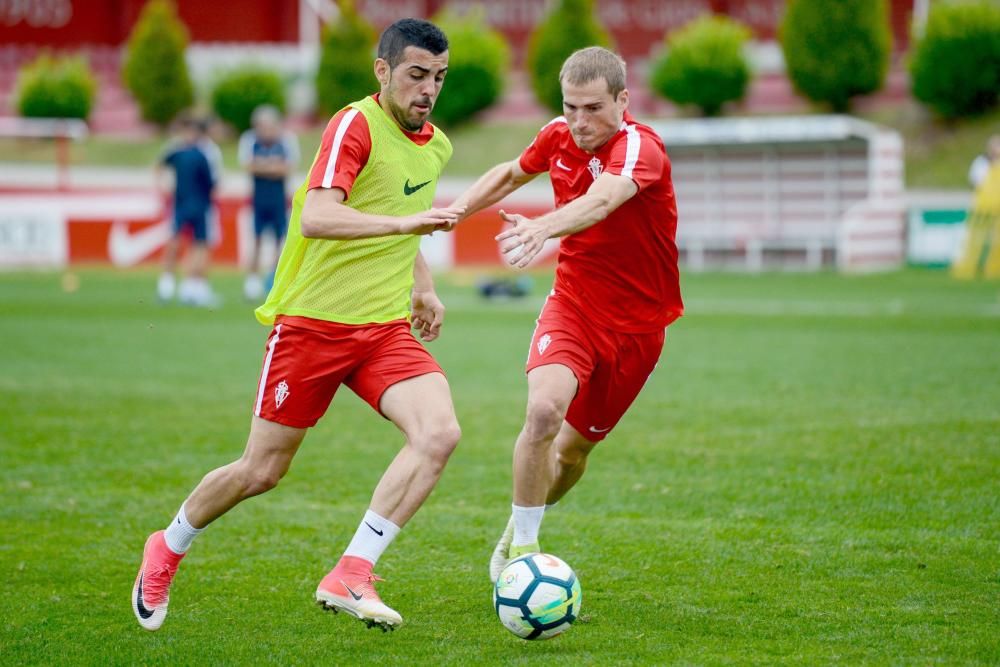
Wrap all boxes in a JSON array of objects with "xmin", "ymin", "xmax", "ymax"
[{"xmin": 399, "ymin": 206, "xmax": 465, "ymax": 235}]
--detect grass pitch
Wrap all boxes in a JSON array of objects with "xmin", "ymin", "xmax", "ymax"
[{"xmin": 1, "ymin": 268, "xmax": 998, "ymax": 665}]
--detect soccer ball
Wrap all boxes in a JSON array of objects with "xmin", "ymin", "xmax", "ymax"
[{"xmin": 493, "ymin": 553, "xmax": 582, "ymax": 640}]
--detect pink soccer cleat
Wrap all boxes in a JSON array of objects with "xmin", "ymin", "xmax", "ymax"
[
  {"xmin": 131, "ymin": 530, "xmax": 185, "ymax": 631},
  {"xmin": 315, "ymin": 555, "xmax": 403, "ymax": 631}
]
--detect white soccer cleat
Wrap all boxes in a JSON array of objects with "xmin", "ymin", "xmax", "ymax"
[{"xmin": 489, "ymin": 515, "xmax": 515, "ymax": 582}]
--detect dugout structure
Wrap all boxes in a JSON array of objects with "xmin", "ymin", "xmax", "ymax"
[{"xmin": 649, "ymin": 115, "xmax": 904, "ymax": 272}]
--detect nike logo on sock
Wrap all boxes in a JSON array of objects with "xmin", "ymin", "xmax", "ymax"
[
  {"xmin": 365, "ymin": 521, "xmax": 384, "ymax": 536},
  {"xmin": 344, "ymin": 584, "xmax": 364, "ymax": 601}
]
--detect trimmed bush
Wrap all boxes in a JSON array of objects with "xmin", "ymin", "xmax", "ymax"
[
  {"xmin": 780, "ymin": 0, "xmax": 891, "ymax": 112},
  {"xmin": 315, "ymin": 0, "xmax": 377, "ymax": 116},
  {"xmin": 650, "ymin": 15, "xmax": 751, "ymax": 117},
  {"xmin": 910, "ymin": 1, "xmax": 1000, "ymax": 119},
  {"xmin": 430, "ymin": 9, "xmax": 510, "ymax": 126},
  {"xmin": 527, "ymin": 0, "xmax": 612, "ymax": 114},
  {"xmin": 211, "ymin": 68, "xmax": 286, "ymax": 133},
  {"xmin": 122, "ymin": 0, "xmax": 193, "ymax": 127},
  {"xmin": 16, "ymin": 54, "xmax": 96, "ymax": 120}
]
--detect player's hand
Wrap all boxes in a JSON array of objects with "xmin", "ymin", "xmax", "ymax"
[
  {"xmin": 410, "ymin": 289, "xmax": 445, "ymax": 341},
  {"xmin": 496, "ymin": 209, "xmax": 546, "ymax": 268},
  {"xmin": 399, "ymin": 206, "xmax": 465, "ymax": 235}
]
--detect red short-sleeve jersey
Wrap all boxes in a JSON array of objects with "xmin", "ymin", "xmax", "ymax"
[
  {"xmin": 307, "ymin": 95, "xmax": 435, "ymax": 199},
  {"xmin": 518, "ymin": 111, "xmax": 683, "ymax": 333}
]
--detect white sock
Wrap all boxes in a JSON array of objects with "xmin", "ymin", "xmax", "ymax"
[
  {"xmin": 512, "ymin": 504, "xmax": 545, "ymax": 547},
  {"xmin": 163, "ymin": 503, "xmax": 203, "ymax": 554},
  {"xmin": 343, "ymin": 510, "xmax": 400, "ymax": 566},
  {"xmin": 157, "ymin": 272, "xmax": 176, "ymax": 300}
]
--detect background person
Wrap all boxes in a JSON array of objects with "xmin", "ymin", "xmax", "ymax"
[
  {"xmin": 155, "ymin": 112, "xmax": 223, "ymax": 307},
  {"xmin": 238, "ymin": 105, "xmax": 300, "ymax": 301}
]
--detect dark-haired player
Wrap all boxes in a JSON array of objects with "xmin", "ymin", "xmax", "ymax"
[{"xmin": 133, "ymin": 18, "xmax": 462, "ymax": 631}]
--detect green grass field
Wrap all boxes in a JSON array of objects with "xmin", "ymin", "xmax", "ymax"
[{"xmin": 1, "ymin": 269, "xmax": 998, "ymax": 665}]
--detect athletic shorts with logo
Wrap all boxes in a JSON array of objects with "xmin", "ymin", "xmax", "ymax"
[
  {"xmin": 254, "ymin": 315, "xmax": 443, "ymax": 428},
  {"xmin": 526, "ymin": 292, "xmax": 665, "ymax": 442}
]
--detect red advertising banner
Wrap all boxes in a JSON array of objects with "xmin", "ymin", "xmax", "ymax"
[{"xmin": 0, "ymin": 0, "xmax": 914, "ymax": 53}]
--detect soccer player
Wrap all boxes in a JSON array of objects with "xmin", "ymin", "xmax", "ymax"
[
  {"xmin": 449, "ymin": 47, "xmax": 683, "ymax": 581},
  {"xmin": 238, "ymin": 105, "xmax": 300, "ymax": 301},
  {"xmin": 155, "ymin": 112, "xmax": 223, "ymax": 307},
  {"xmin": 132, "ymin": 19, "xmax": 463, "ymax": 631}
]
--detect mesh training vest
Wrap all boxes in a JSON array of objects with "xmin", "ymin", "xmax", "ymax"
[{"xmin": 255, "ymin": 95, "xmax": 452, "ymax": 326}]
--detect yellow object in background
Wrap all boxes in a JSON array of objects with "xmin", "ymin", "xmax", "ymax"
[{"xmin": 952, "ymin": 161, "xmax": 1000, "ymax": 279}]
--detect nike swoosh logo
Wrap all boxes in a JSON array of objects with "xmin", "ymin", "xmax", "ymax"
[
  {"xmin": 344, "ymin": 584, "xmax": 364, "ymax": 601},
  {"xmin": 365, "ymin": 521, "xmax": 384, "ymax": 536},
  {"xmin": 588, "ymin": 426, "xmax": 611, "ymax": 433},
  {"xmin": 135, "ymin": 572, "xmax": 155, "ymax": 619},
  {"xmin": 556, "ymin": 158, "xmax": 572, "ymax": 171},
  {"xmin": 403, "ymin": 179, "xmax": 431, "ymax": 196},
  {"xmin": 109, "ymin": 220, "xmax": 172, "ymax": 266}
]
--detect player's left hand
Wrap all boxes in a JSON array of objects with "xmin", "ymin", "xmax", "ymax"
[
  {"xmin": 410, "ymin": 289, "xmax": 445, "ymax": 341},
  {"xmin": 496, "ymin": 209, "xmax": 546, "ymax": 269}
]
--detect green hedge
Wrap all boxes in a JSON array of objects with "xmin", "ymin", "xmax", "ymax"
[
  {"xmin": 315, "ymin": 0, "xmax": 377, "ymax": 116},
  {"xmin": 430, "ymin": 10, "xmax": 509, "ymax": 126},
  {"xmin": 650, "ymin": 15, "xmax": 751, "ymax": 117},
  {"xmin": 121, "ymin": 0, "xmax": 193, "ymax": 127},
  {"xmin": 910, "ymin": 1, "xmax": 1000, "ymax": 119},
  {"xmin": 780, "ymin": 0, "xmax": 891, "ymax": 112},
  {"xmin": 16, "ymin": 54, "xmax": 96, "ymax": 120},
  {"xmin": 527, "ymin": 0, "xmax": 612, "ymax": 114},
  {"xmin": 211, "ymin": 68, "xmax": 286, "ymax": 133}
]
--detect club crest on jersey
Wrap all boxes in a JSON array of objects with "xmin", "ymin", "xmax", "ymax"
[
  {"xmin": 587, "ymin": 156, "xmax": 603, "ymax": 181},
  {"xmin": 537, "ymin": 333, "xmax": 552, "ymax": 355},
  {"xmin": 275, "ymin": 380, "xmax": 290, "ymax": 408}
]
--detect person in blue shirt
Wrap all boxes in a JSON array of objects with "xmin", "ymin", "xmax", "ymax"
[
  {"xmin": 156, "ymin": 112, "xmax": 223, "ymax": 307},
  {"xmin": 238, "ymin": 105, "xmax": 299, "ymax": 301}
]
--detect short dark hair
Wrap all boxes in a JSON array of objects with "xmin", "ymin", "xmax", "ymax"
[{"xmin": 377, "ymin": 18, "xmax": 448, "ymax": 69}]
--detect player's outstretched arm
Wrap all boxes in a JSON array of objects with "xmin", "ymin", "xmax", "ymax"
[
  {"xmin": 450, "ymin": 159, "xmax": 537, "ymax": 224},
  {"xmin": 496, "ymin": 173, "xmax": 638, "ymax": 268},
  {"xmin": 411, "ymin": 251, "xmax": 445, "ymax": 342},
  {"xmin": 300, "ymin": 187, "xmax": 464, "ymax": 239}
]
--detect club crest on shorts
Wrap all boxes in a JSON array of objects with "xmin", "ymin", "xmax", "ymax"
[
  {"xmin": 275, "ymin": 380, "xmax": 290, "ymax": 408},
  {"xmin": 587, "ymin": 156, "xmax": 603, "ymax": 181},
  {"xmin": 537, "ymin": 333, "xmax": 552, "ymax": 355}
]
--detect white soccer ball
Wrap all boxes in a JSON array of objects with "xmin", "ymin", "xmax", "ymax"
[{"xmin": 493, "ymin": 553, "xmax": 582, "ymax": 640}]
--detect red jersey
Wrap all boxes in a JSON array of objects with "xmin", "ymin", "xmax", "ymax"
[{"xmin": 519, "ymin": 112, "xmax": 682, "ymax": 333}]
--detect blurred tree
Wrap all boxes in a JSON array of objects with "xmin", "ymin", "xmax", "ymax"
[
  {"xmin": 910, "ymin": 0, "xmax": 1000, "ymax": 119},
  {"xmin": 315, "ymin": 0, "xmax": 377, "ymax": 116},
  {"xmin": 650, "ymin": 15, "xmax": 752, "ymax": 117},
  {"xmin": 430, "ymin": 9, "xmax": 510, "ymax": 127},
  {"xmin": 121, "ymin": 0, "xmax": 193, "ymax": 128},
  {"xmin": 211, "ymin": 67, "xmax": 286, "ymax": 133},
  {"xmin": 527, "ymin": 0, "xmax": 612, "ymax": 115},
  {"xmin": 17, "ymin": 54, "xmax": 96, "ymax": 120},
  {"xmin": 780, "ymin": 0, "xmax": 891, "ymax": 112}
]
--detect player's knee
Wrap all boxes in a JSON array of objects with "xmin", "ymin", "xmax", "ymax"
[
  {"xmin": 555, "ymin": 444, "xmax": 588, "ymax": 469},
  {"xmin": 412, "ymin": 420, "xmax": 461, "ymax": 466},
  {"xmin": 523, "ymin": 398, "xmax": 565, "ymax": 442},
  {"xmin": 232, "ymin": 459, "xmax": 284, "ymax": 497}
]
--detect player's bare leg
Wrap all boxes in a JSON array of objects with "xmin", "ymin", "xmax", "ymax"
[
  {"xmin": 179, "ymin": 242, "xmax": 217, "ymax": 307},
  {"xmin": 490, "ymin": 364, "xmax": 577, "ymax": 581},
  {"xmin": 157, "ymin": 235, "xmax": 181, "ymax": 301},
  {"xmin": 545, "ymin": 422, "xmax": 597, "ymax": 505},
  {"xmin": 184, "ymin": 417, "xmax": 306, "ymax": 527},
  {"xmin": 133, "ymin": 417, "xmax": 306, "ymax": 630},
  {"xmin": 317, "ymin": 372, "xmax": 460, "ymax": 629}
]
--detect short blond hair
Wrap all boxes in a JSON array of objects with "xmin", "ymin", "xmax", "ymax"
[{"xmin": 559, "ymin": 47, "xmax": 627, "ymax": 98}]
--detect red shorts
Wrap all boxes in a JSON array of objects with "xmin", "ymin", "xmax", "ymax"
[
  {"xmin": 253, "ymin": 315, "xmax": 444, "ymax": 428},
  {"xmin": 526, "ymin": 293, "xmax": 665, "ymax": 442}
]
